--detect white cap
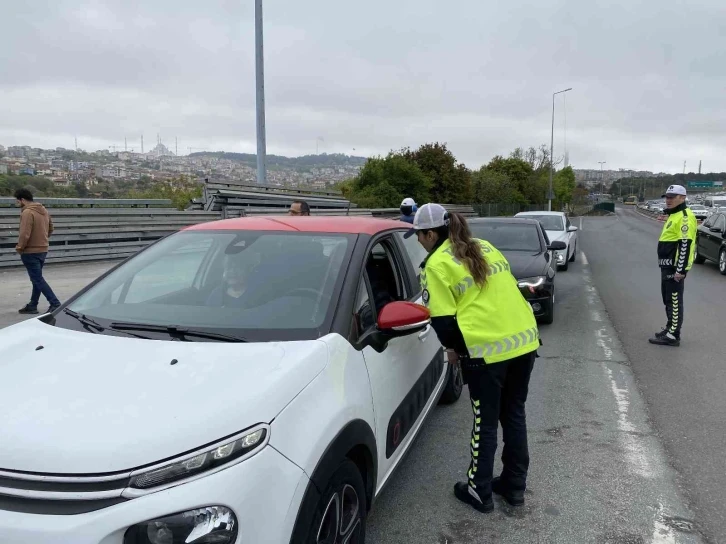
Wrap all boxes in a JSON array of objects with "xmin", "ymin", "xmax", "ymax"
[
  {"xmin": 662, "ymin": 184, "xmax": 687, "ymax": 197},
  {"xmin": 400, "ymin": 197, "xmax": 416, "ymax": 207},
  {"xmin": 403, "ymin": 203, "xmax": 449, "ymax": 238}
]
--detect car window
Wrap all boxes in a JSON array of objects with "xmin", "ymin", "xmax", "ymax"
[
  {"xmin": 125, "ymin": 237, "xmax": 214, "ymax": 303},
  {"xmin": 468, "ymin": 223, "xmax": 542, "ymax": 252},
  {"xmin": 354, "ymin": 277, "xmax": 375, "ymax": 334},
  {"xmin": 703, "ymin": 215, "xmax": 715, "ymax": 228},
  {"xmin": 66, "ymin": 231, "xmax": 353, "ymax": 333},
  {"xmin": 357, "ymin": 240, "xmax": 407, "ymax": 332},
  {"xmin": 714, "ymin": 215, "xmax": 726, "ymax": 231},
  {"xmin": 395, "ymin": 231, "xmax": 429, "ymax": 281},
  {"xmin": 519, "ymin": 215, "xmax": 564, "ymax": 231}
]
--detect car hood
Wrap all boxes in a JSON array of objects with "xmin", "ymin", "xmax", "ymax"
[
  {"xmin": 545, "ymin": 230, "xmax": 568, "ymax": 244},
  {"xmin": 0, "ymin": 318, "xmax": 328, "ymax": 474},
  {"xmin": 502, "ymin": 252, "xmax": 548, "ymax": 279}
]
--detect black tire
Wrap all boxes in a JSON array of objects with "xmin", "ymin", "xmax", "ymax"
[
  {"xmin": 694, "ymin": 243, "xmax": 706, "ymax": 265},
  {"xmin": 569, "ymin": 242, "xmax": 576, "ymax": 262},
  {"xmin": 305, "ymin": 459, "xmax": 366, "ymax": 544},
  {"xmin": 559, "ymin": 253, "xmax": 569, "ymax": 271},
  {"xmin": 719, "ymin": 248, "xmax": 726, "ymax": 276},
  {"xmin": 539, "ymin": 290, "xmax": 555, "ymax": 325},
  {"xmin": 439, "ymin": 360, "xmax": 463, "ymax": 404}
]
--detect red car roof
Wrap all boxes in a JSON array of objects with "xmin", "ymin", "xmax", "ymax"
[{"xmin": 184, "ymin": 216, "xmax": 409, "ymax": 235}]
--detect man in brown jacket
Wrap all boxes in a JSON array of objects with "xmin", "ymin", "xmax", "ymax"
[{"xmin": 14, "ymin": 188, "xmax": 61, "ymax": 314}]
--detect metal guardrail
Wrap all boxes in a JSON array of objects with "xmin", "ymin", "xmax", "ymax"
[{"xmin": 0, "ymin": 198, "xmax": 173, "ymax": 208}]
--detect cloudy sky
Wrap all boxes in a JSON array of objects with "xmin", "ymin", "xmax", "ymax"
[{"xmin": 1, "ymin": 0, "xmax": 724, "ymax": 173}]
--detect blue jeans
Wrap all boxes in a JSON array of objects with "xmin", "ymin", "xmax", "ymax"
[{"xmin": 20, "ymin": 252, "xmax": 60, "ymax": 308}]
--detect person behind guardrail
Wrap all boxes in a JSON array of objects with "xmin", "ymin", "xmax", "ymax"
[
  {"xmin": 649, "ymin": 184, "xmax": 697, "ymax": 347},
  {"xmin": 14, "ymin": 188, "xmax": 61, "ymax": 315},
  {"xmin": 399, "ymin": 197, "xmax": 417, "ymax": 224},
  {"xmin": 288, "ymin": 200, "xmax": 310, "ymax": 216},
  {"xmin": 405, "ymin": 203, "xmax": 541, "ymax": 514}
]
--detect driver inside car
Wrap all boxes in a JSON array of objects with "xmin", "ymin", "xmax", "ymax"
[{"xmin": 205, "ymin": 253, "xmax": 260, "ymax": 307}]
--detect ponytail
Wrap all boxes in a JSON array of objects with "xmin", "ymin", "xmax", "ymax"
[{"xmin": 446, "ymin": 212, "xmax": 490, "ymax": 286}]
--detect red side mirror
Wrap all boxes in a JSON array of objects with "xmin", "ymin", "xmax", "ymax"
[{"xmin": 377, "ymin": 301, "xmax": 430, "ymax": 332}]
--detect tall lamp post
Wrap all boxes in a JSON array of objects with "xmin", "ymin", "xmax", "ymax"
[
  {"xmin": 549, "ymin": 87, "xmax": 572, "ymax": 211},
  {"xmin": 598, "ymin": 161, "xmax": 606, "ymax": 199},
  {"xmin": 255, "ymin": 0, "xmax": 267, "ymax": 185}
]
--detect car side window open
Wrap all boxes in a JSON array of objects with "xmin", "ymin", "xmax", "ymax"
[
  {"xmin": 356, "ymin": 240, "xmax": 407, "ymax": 334},
  {"xmin": 395, "ymin": 231, "xmax": 429, "ymax": 283}
]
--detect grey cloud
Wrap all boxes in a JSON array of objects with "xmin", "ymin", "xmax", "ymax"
[{"xmin": 1, "ymin": 0, "xmax": 725, "ymax": 172}]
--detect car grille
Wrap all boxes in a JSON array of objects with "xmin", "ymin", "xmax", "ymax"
[{"xmin": 0, "ymin": 469, "xmax": 131, "ymax": 515}]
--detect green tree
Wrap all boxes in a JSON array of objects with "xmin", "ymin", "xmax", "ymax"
[
  {"xmin": 346, "ymin": 153, "xmax": 432, "ymax": 208},
  {"xmin": 403, "ymin": 143, "xmax": 472, "ymax": 204},
  {"xmin": 471, "ymin": 169, "xmax": 523, "ymax": 204},
  {"xmin": 553, "ymin": 166, "xmax": 576, "ymax": 208}
]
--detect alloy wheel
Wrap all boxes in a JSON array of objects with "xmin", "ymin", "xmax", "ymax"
[
  {"xmin": 316, "ymin": 484, "xmax": 361, "ymax": 544},
  {"xmin": 720, "ymin": 250, "xmax": 726, "ymax": 274}
]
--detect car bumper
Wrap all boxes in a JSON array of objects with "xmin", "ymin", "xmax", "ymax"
[
  {"xmin": 519, "ymin": 284, "xmax": 554, "ymax": 317},
  {"xmin": 0, "ymin": 446, "xmax": 306, "ymax": 544}
]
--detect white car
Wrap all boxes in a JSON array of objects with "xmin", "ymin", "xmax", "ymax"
[
  {"xmin": 688, "ymin": 204, "xmax": 709, "ymax": 220},
  {"xmin": 0, "ymin": 216, "xmax": 463, "ymax": 544},
  {"xmin": 514, "ymin": 211, "xmax": 578, "ymax": 271}
]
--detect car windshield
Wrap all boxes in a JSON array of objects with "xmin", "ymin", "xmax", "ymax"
[
  {"xmin": 690, "ymin": 205, "xmax": 706, "ymax": 210},
  {"xmin": 519, "ymin": 215, "xmax": 564, "ymax": 231},
  {"xmin": 65, "ymin": 230, "xmax": 352, "ymax": 336},
  {"xmin": 469, "ymin": 223, "xmax": 542, "ymax": 252}
]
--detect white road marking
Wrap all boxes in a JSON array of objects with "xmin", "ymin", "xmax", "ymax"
[
  {"xmin": 579, "ymin": 216, "xmax": 583, "ymax": 230},
  {"xmin": 581, "ymin": 251, "xmax": 589, "ymax": 266}
]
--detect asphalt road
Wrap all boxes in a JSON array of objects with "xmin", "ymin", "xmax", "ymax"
[
  {"xmin": 0, "ymin": 230, "xmax": 713, "ymax": 543},
  {"xmin": 580, "ymin": 205, "xmax": 726, "ymax": 543}
]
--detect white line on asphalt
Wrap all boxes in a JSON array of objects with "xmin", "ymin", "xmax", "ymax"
[
  {"xmin": 581, "ymin": 251, "xmax": 589, "ymax": 266},
  {"xmin": 579, "ymin": 216, "xmax": 583, "ymax": 231}
]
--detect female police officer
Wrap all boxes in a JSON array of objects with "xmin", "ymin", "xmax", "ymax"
[{"xmin": 408, "ymin": 203, "xmax": 540, "ymax": 513}]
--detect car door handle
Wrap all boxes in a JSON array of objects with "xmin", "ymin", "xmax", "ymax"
[{"xmin": 418, "ymin": 325, "xmax": 431, "ymax": 341}]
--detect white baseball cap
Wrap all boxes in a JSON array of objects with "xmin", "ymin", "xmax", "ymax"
[
  {"xmin": 403, "ymin": 203, "xmax": 448, "ymax": 238},
  {"xmin": 400, "ymin": 197, "xmax": 417, "ymax": 207},
  {"xmin": 662, "ymin": 184, "xmax": 687, "ymax": 197}
]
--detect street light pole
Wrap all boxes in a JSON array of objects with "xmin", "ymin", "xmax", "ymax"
[
  {"xmin": 255, "ymin": 0, "xmax": 267, "ymax": 185},
  {"xmin": 549, "ymin": 87, "xmax": 572, "ymax": 211},
  {"xmin": 598, "ymin": 161, "xmax": 606, "ymax": 199}
]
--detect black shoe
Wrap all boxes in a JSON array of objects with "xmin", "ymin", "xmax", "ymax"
[
  {"xmin": 492, "ymin": 477, "xmax": 526, "ymax": 506},
  {"xmin": 654, "ymin": 329, "xmax": 668, "ymax": 339},
  {"xmin": 18, "ymin": 305, "xmax": 39, "ymax": 315},
  {"xmin": 453, "ymin": 482, "xmax": 494, "ymax": 513},
  {"xmin": 648, "ymin": 334, "xmax": 680, "ymax": 346},
  {"xmin": 47, "ymin": 304, "xmax": 61, "ymax": 313}
]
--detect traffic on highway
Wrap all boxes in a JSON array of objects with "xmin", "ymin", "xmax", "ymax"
[{"xmin": 0, "ymin": 197, "xmax": 724, "ymax": 543}]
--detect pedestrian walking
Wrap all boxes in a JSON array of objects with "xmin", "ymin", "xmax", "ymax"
[
  {"xmin": 407, "ymin": 203, "xmax": 540, "ymax": 513},
  {"xmin": 649, "ymin": 184, "xmax": 697, "ymax": 346},
  {"xmin": 14, "ymin": 188, "xmax": 61, "ymax": 314}
]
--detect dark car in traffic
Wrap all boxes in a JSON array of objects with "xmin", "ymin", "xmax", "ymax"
[
  {"xmin": 694, "ymin": 210, "xmax": 726, "ymax": 274},
  {"xmin": 468, "ymin": 217, "xmax": 566, "ymax": 324}
]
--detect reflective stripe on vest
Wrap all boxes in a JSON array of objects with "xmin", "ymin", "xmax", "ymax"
[{"xmin": 467, "ymin": 326, "xmax": 539, "ymax": 359}]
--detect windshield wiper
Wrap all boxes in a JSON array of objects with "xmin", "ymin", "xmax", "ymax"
[
  {"xmin": 109, "ymin": 322, "xmax": 247, "ymax": 343},
  {"xmin": 63, "ymin": 308, "xmax": 105, "ymax": 332}
]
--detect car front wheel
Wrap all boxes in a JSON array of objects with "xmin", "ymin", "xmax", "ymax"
[
  {"xmin": 720, "ymin": 248, "xmax": 726, "ymax": 275},
  {"xmin": 569, "ymin": 242, "xmax": 576, "ymax": 262},
  {"xmin": 539, "ymin": 289, "xmax": 555, "ymax": 325},
  {"xmin": 307, "ymin": 459, "xmax": 366, "ymax": 544},
  {"xmin": 439, "ymin": 359, "xmax": 463, "ymax": 404}
]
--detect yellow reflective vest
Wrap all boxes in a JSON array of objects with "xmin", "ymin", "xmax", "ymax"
[{"xmin": 420, "ymin": 238, "xmax": 539, "ymax": 364}]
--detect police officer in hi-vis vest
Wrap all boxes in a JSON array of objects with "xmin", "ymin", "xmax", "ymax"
[
  {"xmin": 649, "ymin": 184, "xmax": 697, "ymax": 347},
  {"xmin": 405, "ymin": 203, "xmax": 540, "ymax": 513}
]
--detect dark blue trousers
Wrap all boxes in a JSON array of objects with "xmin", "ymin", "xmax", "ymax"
[{"xmin": 20, "ymin": 252, "xmax": 60, "ymax": 308}]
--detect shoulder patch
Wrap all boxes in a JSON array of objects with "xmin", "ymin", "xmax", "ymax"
[{"xmin": 422, "ymin": 289, "xmax": 430, "ymax": 304}]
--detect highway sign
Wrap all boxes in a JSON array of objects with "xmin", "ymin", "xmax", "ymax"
[{"xmin": 687, "ymin": 181, "xmax": 723, "ymax": 188}]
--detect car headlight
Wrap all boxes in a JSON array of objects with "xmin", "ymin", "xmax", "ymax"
[
  {"xmin": 124, "ymin": 505, "xmax": 237, "ymax": 544},
  {"xmin": 125, "ymin": 424, "xmax": 269, "ymax": 496},
  {"xmin": 517, "ymin": 276, "xmax": 546, "ymax": 293}
]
